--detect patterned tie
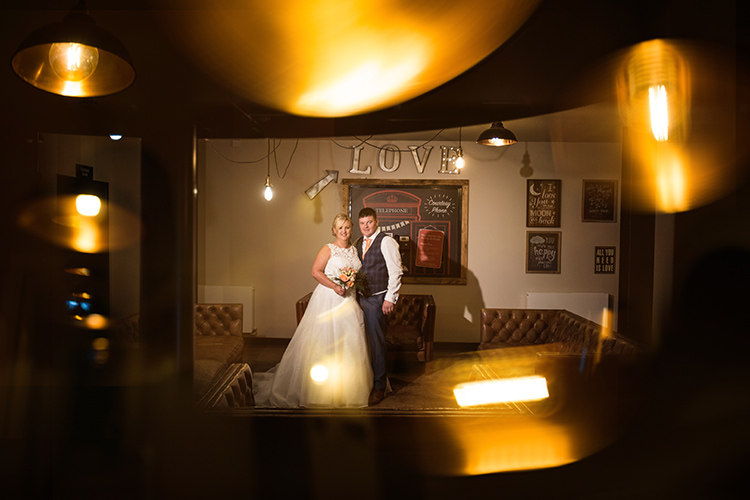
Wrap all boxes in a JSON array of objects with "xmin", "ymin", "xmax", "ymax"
[{"xmin": 363, "ymin": 238, "xmax": 372, "ymax": 257}]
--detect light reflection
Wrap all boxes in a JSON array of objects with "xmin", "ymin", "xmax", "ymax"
[
  {"xmin": 310, "ymin": 364, "xmax": 329, "ymax": 383},
  {"xmin": 90, "ymin": 336, "xmax": 110, "ymax": 365},
  {"xmin": 586, "ymin": 38, "xmax": 748, "ymax": 213},
  {"xmin": 72, "ymin": 219, "xmax": 98, "ymax": 253},
  {"xmin": 454, "ymin": 375, "xmax": 549, "ymax": 407},
  {"xmin": 401, "ymin": 346, "xmax": 641, "ymax": 476},
  {"xmin": 157, "ymin": 0, "xmax": 542, "ymax": 116},
  {"xmin": 61, "ymin": 79, "xmax": 84, "ymax": 97},
  {"xmin": 618, "ymin": 39, "xmax": 689, "ymax": 143},
  {"xmin": 76, "ymin": 194, "xmax": 101, "ymax": 216},
  {"xmin": 295, "ymin": 57, "xmax": 426, "ymax": 116},
  {"xmin": 655, "ymin": 146, "xmax": 688, "ymax": 212},
  {"xmin": 17, "ymin": 194, "xmax": 141, "ymax": 253},
  {"xmin": 64, "ymin": 267, "xmax": 91, "ymax": 276},
  {"xmin": 649, "ymin": 85, "xmax": 669, "ymax": 141},
  {"xmin": 85, "ymin": 314, "xmax": 109, "ymax": 330},
  {"xmin": 455, "ymin": 420, "xmax": 576, "ymax": 475}
]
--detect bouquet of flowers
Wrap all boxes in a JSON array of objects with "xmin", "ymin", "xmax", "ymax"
[{"xmin": 331, "ymin": 267, "xmax": 368, "ymax": 294}]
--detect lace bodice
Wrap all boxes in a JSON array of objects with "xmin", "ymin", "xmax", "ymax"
[{"xmin": 325, "ymin": 243, "xmax": 361, "ymax": 276}]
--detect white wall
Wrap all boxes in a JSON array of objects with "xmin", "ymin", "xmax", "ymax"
[{"xmin": 197, "ymin": 134, "xmax": 621, "ymax": 343}]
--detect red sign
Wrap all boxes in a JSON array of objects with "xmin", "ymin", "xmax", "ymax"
[{"xmin": 416, "ymin": 228, "xmax": 444, "ymax": 268}]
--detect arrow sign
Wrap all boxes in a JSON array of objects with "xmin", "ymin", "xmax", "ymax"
[{"xmin": 305, "ymin": 170, "xmax": 339, "ymax": 200}]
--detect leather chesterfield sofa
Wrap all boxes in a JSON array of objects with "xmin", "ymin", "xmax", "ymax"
[
  {"xmin": 296, "ymin": 293, "xmax": 436, "ymax": 362},
  {"xmin": 194, "ymin": 303, "xmax": 254, "ymax": 409},
  {"xmin": 112, "ymin": 304, "xmax": 254, "ymax": 409},
  {"xmin": 478, "ymin": 308, "xmax": 639, "ymax": 355}
]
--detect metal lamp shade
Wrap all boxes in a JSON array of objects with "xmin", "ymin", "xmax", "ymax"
[
  {"xmin": 476, "ymin": 122, "xmax": 518, "ymax": 146},
  {"xmin": 12, "ymin": 6, "xmax": 135, "ymax": 97}
]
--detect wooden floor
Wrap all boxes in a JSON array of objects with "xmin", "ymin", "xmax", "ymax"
[{"xmin": 243, "ymin": 337, "xmax": 475, "ymax": 389}]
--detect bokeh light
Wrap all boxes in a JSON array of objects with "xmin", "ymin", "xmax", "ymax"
[{"xmin": 157, "ymin": 0, "xmax": 542, "ymax": 117}]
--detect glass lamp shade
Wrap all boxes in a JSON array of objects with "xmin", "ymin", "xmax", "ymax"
[
  {"xmin": 11, "ymin": 4, "xmax": 135, "ymax": 97},
  {"xmin": 476, "ymin": 122, "xmax": 518, "ymax": 146}
]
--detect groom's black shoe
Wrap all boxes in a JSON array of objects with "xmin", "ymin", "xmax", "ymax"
[{"xmin": 368, "ymin": 389, "xmax": 385, "ymax": 406}]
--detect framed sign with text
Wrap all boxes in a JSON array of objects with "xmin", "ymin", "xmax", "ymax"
[
  {"xmin": 526, "ymin": 231, "xmax": 561, "ymax": 274},
  {"xmin": 582, "ymin": 179, "xmax": 618, "ymax": 222},
  {"xmin": 343, "ymin": 179, "xmax": 468, "ymax": 285},
  {"xmin": 594, "ymin": 246, "xmax": 616, "ymax": 274},
  {"xmin": 527, "ymin": 179, "xmax": 561, "ymax": 227}
]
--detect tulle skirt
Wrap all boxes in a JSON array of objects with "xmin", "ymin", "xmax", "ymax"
[{"xmin": 253, "ymin": 285, "xmax": 373, "ymax": 408}]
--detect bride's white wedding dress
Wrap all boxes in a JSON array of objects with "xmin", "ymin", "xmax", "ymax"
[{"xmin": 253, "ymin": 244, "xmax": 373, "ymax": 408}]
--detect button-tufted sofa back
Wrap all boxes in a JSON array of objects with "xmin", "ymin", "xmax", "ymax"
[
  {"xmin": 479, "ymin": 309, "xmax": 560, "ymax": 348},
  {"xmin": 194, "ymin": 304, "xmax": 243, "ymax": 337},
  {"xmin": 479, "ymin": 308, "xmax": 639, "ymax": 355},
  {"xmin": 388, "ymin": 295, "xmax": 433, "ymax": 329}
]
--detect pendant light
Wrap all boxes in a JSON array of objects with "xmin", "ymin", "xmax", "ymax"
[
  {"xmin": 263, "ymin": 139, "xmax": 274, "ymax": 201},
  {"xmin": 476, "ymin": 122, "xmax": 518, "ymax": 147},
  {"xmin": 455, "ymin": 126, "xmax": 466, "ymax": 169},
  {"xmin": 12, "ymin": 1, "xmax": 135, "ymax": 97}
]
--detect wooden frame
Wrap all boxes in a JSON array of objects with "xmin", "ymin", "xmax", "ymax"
[
  {"xmin": 343, "ymin": 179, "xmax": 468, "ymax": 285},
  {"xmin": 526, "ymin": 231, "xmax": 561, "ymax": 274},
  {"xmin": 582, "ymin": 179, "xmax": 618, "ymax": 222},
  {"xmin": 527, "ymin": 179, "xmax": 561, "ymax": 227}
]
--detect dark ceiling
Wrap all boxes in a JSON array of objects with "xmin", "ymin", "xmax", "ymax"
[{"xmin": 0, "ymin": 0, "xmax": 742, "ymax": 140}]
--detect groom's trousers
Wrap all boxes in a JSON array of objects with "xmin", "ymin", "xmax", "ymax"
[{"xmin": 359, "ymin": 293, "xmax": 388, "ymax": 391}]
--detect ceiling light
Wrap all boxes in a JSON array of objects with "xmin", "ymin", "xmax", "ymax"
[
  {"xmin": 476, "ymin": 122, "xmax": 518, "ymax": 147},
  {"xmin": 11, "ymin": 0, "xmax": 135, "ymax": 97}
]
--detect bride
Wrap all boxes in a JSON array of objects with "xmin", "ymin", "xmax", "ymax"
[{"xmin": 253, "ymin": 213, "xmax": 373, "ymax": 408}]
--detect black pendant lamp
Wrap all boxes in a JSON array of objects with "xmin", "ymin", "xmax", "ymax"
[
  {"xmin": 476, "ymin": 122, "xmax": 518, "ymax": 147},
  {"xmin": 12, "ymin": 1, "xmax": 135, "ymax": 97}
]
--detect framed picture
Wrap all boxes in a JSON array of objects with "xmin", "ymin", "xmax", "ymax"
[
  {"xmin": 594, "ymin": 246, "xmax": 616, "ymax": 274},
  {"xmin": 582, "ymin": 179, "xmax": 618, "ymax": 222},
  {"xmin": 343, "ymin": 179, "xmax": 468, "ymax": 285},
  {"xmin": 526, "ymin": 231, "xmax": 561, "ymax": 274},
  {"xmin": 527, "ymin": 179, "xmax": 561, "ymax": 227}
]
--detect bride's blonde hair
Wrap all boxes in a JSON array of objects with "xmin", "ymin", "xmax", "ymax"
[{"xmin": 331, "ymin": 213, "xmax": 353, "ymax": 238}]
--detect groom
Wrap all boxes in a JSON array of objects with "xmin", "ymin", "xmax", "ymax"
[{"xmin": 355, "ymin": 207, "xmax": 403, "ymax": 406}]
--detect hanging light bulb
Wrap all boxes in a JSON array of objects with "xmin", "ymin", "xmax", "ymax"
[
  {"xmin": 48, "ymin": 42, "xmax": 99, "ymax": 82},
  {"xmin": 263, "ymin": 176, "xmax": 274, "ymax": 201},
  {"xmin": 263, "ymin": 139, "xmax": 275, "ymax": 201},
  {"xmin": 455, "ymin": 148, "xmax": 465, "ymax": 169},
  {"xmin": 455, "ymin": 127, "xmax": 466, "ymax": 168}
]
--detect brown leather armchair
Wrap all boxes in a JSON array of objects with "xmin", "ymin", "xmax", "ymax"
[{"xmin": 296, "ymin": 293, "xmax": 436, "ymax": 362}]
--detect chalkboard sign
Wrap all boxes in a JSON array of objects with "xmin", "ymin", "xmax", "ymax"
[
  {"xmin": 343, "ymin": 179, "xmax": 468, "ymax": 285},
  {"xmin": 582, "ymin": 180, "xmax": 618, "ymax": 222},
  {"xmin": 526, "ymin": 231, "xmax": 561, "ymax": 273},
  {"xmin": 594, "ymin": 246, "xmax": 616, "ymax": 274},
  {"xmin": 527, "ymin": 179, "xmax": 561, "ymax": 227}
]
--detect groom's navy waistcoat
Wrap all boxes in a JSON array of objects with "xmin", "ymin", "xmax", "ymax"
[{"xmin": 357, "ymin": 232, "xmax": 389, "ymax": 295}]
